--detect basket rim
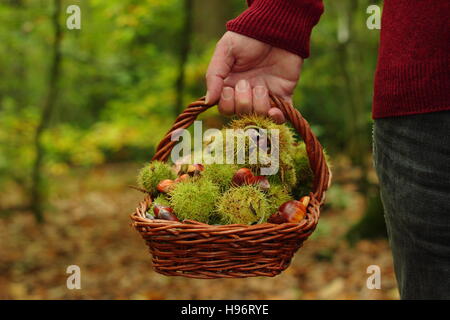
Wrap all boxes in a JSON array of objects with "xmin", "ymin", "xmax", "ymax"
[{"xmin": 130, "ymin": 192, "xmax": 321, "ymax": 234}]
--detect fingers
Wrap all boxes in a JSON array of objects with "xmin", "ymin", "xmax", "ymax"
[
  {"xmin": 268, "ymin": 95, "xmax": 290, "ymax": 123},
  {"xmin": 219, "ymin": 81, "xmax": 273, "ymax": 118},
  {"xmin": 252, "ymin": 86, "xmax": 270, "ymax": 116},
  {"xmin": 235, "ymin": 80, "xmax": 253, "ymax": 115},
  {"xmin": 268, "ymin": 108, "xmax": 286, "ymax": 124},
  {"xmin": 218, "ymin": 87, "xmax": 235, "ymax": 116},
  {"xmin": 205, "ymin": 40, "xmax": 234, "ymax": 105},
  {"xmin": 219, "ymin": 80, "xmax": 255, "ymax": 116}
]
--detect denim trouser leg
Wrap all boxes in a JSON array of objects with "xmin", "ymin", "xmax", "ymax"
[{"xmin": 373, "ymin": 111, "xmax": 450, "ymax": 299}]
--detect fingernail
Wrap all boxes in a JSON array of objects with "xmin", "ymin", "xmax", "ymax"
[
  {"xmin": 254, "ymin": 86, "xmax": 267, "ymax": 98},
  {"xmin": 236, "ymin": 79, "xmax": 249, "ymax": 92},
  {"xmin": 205, "ymin": 91, "xmax": 210, "ymax": 104},
  {"xmin": 222, "ymin": 87, "xmax": 233, "ymax": 100}
]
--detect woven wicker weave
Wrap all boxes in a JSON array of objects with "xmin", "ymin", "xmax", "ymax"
[{"xmin": 130, "ymin": 95, "xmax": 331, "ymax": 279}]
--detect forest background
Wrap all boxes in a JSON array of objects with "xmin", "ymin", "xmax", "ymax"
[{"xmin": 0, "ymin": 0, "xmax": 397, "ymax": 299}]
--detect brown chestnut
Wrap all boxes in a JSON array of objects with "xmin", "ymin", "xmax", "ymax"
[
  {"xmin": 157, "ymin": 179, "xmax": 175, "ymax": 193},
  {"xmin": 193, "ymin": 163, "xmax": 204, "ymax": 172},
  {"xmin": 267, "ymin": 212, "xmax": 285, "ymax": 224},
  {"xmin": 145, "ymin": 213, "xmax": 155, "ymax": 220},
  {"xmin": 278, "ymin": 200, "xmax": 306, "ymax": 223},
  {"xmin": 300, "ymin": 196, "xmax": 310, "ymax": 208},
  {"xmin": 175, "ymin": 173, "xmax": 190, "ymax": 183},
  {"xmin": 153, "ymin": 204, "xmax": 174, "ymax": 217},
  {"xmin": 268, "ymin": 200, "xmax": 306, "ymax": 224},
  {"xmin": 187, "ymin": 164, "xmax": 197, "ymax": 174},
  {"xmin": 232, "ymin": 168, "xmax": 253, "ymax": 186},
  {"xmin": 176, "ymin": 164, "xmax": 189, "ymax": 175},
  {"xmin": 158, "ymin": 209, "xmax": 179, "ymax": 221},
  {"xmin": 250, "ymin": 176, "xmax": 270, "ymax": 192}
]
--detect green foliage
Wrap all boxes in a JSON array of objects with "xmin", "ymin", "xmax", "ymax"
[
  {"xmin": 0, "ymin": 103, "xmax": 38, "ymax": 186},
  {"xmin": 294, "ymin": 1, "xmax": 378, "ymax": 160},
  {"xmin": 346, "ymin": 191, "xmax": 387, "ymax": 245},
  {"xmin": 169, "ymin": 178, "xmax": 219, "ymax": 223},
  {"xmin": 216, "ymin": 185, "xmax": 270, "ymax": 225},
  {"xmin": 137, "ymin": 161, "xmax": 176, "ymax": 196},
  {"xmin": 202, "ymin": 163, "xmax": 237, "ymax": 192},
  {"xmin": 325, "ymin": 184, "xmax": 354, "ymax": 211},
  {"xmin": 0, "ymin": 0, "xmax": 187, "ymax": 193}
]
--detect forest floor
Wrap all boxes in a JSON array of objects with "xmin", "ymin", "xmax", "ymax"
[{"xmin": 0, "ymin": 161, "xmax": 399, "ymax": 299}]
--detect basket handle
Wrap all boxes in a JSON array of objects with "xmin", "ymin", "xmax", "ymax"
[{"xmin": 152, "ymin": 94, "xmax": 331, "ymax": 201}]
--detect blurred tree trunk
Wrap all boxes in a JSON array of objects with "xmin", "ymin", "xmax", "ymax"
[
  {"xmin": 0, "ymin": 0, "xmax": 27, "ymax": 110},
  {"xmin": 13, "ymin": 0, "xmax": 27, "ymax": 109},
  {"xmin": 336, "ymin": 0, "xmax": 370, "ymax": 194},
  {"xmin": 174, "ymin": 0, "xmax": 235, "ymax": 113},
  {"xmin": 30, "ymin": 0, "xmax": 63, "ymax": 223},
  {"xmin": 192, "ymin": 0, "xmax": 234, "ymax": 44},
  {"xmin": 174, "ymin": 0, "xmax": 193, "ymax": 115}
]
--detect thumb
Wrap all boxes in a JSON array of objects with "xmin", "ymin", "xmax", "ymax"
[{"xmin": 205, "ymin": 40, "xmax": 234, "ymax": 105}]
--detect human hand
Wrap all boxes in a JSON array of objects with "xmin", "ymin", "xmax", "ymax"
[{"xmin": 205, "ymin": 31, "xmax": 303, "ymax": 123}]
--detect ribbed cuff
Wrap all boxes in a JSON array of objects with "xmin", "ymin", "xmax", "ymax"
[{"xmin": 227, "ymin": 0, "xmax": 324, "ymax": 59}]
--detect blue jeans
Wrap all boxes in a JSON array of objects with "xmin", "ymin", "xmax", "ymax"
[{"xmin": 373, "ymin": 111, "xmax": 450, "ymax": 299}]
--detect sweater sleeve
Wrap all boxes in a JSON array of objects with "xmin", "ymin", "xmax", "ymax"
[{"xmin": 226, "ymin": 0, "xmax": 324, "ymax": 59}]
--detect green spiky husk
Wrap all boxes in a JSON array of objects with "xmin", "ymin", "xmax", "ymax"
[
  {"xmin": 228, "ymin": 115, "xmax": 296, "ymax": 151},
  {"xmin": 169, "ymin": 178, "xmax": 219, "ymax": 223},
  {"xmin": 202, "ymin": 163, "xmax": 237, "ymax": 192},
  {"xmin": 266, "ymin": 152, "xmax": 297, "ymax": 190},
  {"xmin": 289, "ymin": 142, "xmax": 331, "ymax": 199},
  {"xmin": 154, "ymin": 193, "xmax": 170, "ymax": 206},
  {"xmin": 148, "ymin": 194, "xmax": 171, "ymax": 216},
  {"xmin": 291, "ymin": 144, "xmax": 313, "ymax": 198},
  {"xmin": 216, "ymin": 185, "xmax": 270, "ymax": 225},
  {"xmin": 221, "ymin": 115, "xmax": 297, "ymax": 182},
  {"xmin": 137, "ymin": 161, "xmax": 176, "ymax": 196},
  {"xmin": 266, "ymin": 184, "xmax": 293, "ymax": 214},
  {"xmin": 292, "ymin": 143, "xmax": 313, "ymax": 183}
]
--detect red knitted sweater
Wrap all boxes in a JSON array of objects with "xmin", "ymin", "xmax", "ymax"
[{"xmin": 226, "ymin": 0, "xmax": 450, "ymax": 119}]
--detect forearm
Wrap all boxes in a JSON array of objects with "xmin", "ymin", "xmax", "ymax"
[{"xmin": 227, "ymin": 0, "xmax": 324, "ymax": 58}]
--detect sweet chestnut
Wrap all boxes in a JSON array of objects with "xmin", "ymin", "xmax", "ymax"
[
  {"xmin": 157, "ymin": 179, "xmax": 175, "ymax": 193},
  {"xmin": 153, "ymin": 204, "xmax": 174, "ymax": 217},
  {"xmin": 250, "ymin": 176, "xmax": 270, "ymax": 192},
  {"xmin": 158, "ymin": 209, "xmax": 179, "ymax": 221},
  {"xmin": 268, "ymin": 200, "xmax": 307, "ymax": 224},
  {"xmin": 175, "ymin": 173, "xmax": 190, "ymax": 183},
  {"xmin": 232, "ymin": 168, "xmax": 253, "ymax": 186},
  {"xmin": 278, "ymin": 200, "xmax": 306, "ymax": 223}
]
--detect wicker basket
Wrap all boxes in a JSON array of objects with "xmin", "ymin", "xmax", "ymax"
[{"xmin": 130, "ymin": 94, "xmax": 331, "ymax": 279}]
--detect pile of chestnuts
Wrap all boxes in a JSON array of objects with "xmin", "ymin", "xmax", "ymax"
[
  {"xmin": 136, "ymin": 114, "xmax": 320, "ymax": 225},
  {"xmin": 142, "ymin": 161, "xmax": 310, "ymax": 224}
]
